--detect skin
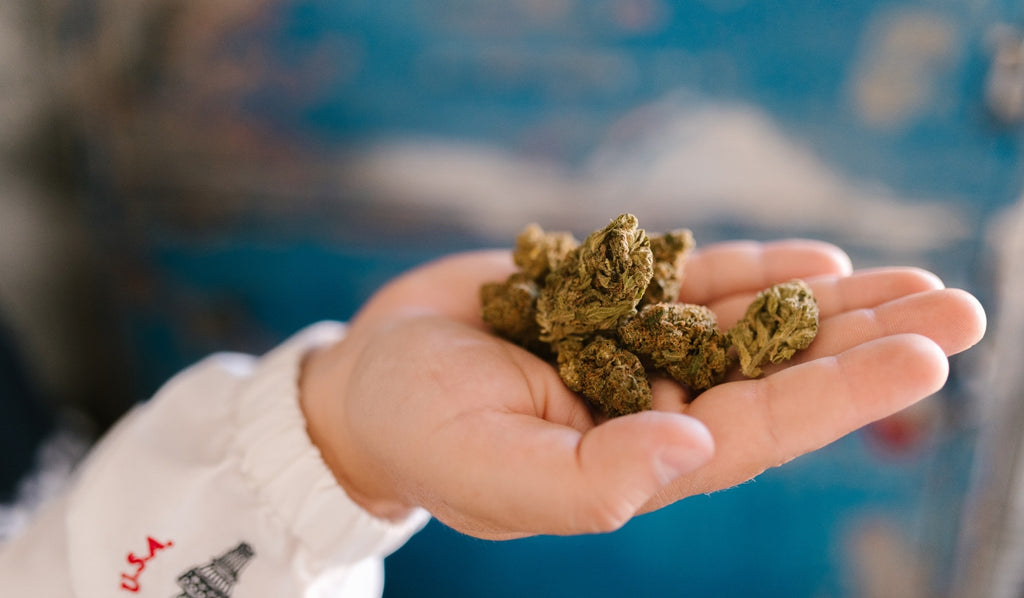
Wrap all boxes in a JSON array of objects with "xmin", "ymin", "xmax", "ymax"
[{"xmin": 299, "ymin": 240, "xmax": 986, "ymax": 540}]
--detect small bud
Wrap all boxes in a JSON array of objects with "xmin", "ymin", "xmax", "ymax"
[
  {"xmin": 557, "ymin": 336, "xmax": 652, "ymax": 417},
  {"xmin": 513, "ymin": 223, "xmax": 579, "ymax": 282},
  {"xmin": 480, "ymin": 273, "xmax": 543, "ymax": 351},
  {"xmin": 619, "ymin": 302, "xmax": 731, "ymax": 390},
  {"xmin": 729, "ymin": 280, "xmax": 819, "ymax": 378},
  {"xmin": 642, "ymin": 229, "xmax": 695, "ymax": 305}
]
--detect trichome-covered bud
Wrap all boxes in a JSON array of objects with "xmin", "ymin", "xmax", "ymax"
[
  {"xmin": 536, "ymin": 214, "xmax": 654, "ymax": 344},
  {"xmin": 480, "ymin": 273, "xmax": 543, "ymax": 350},
  {"xmin": 618, "ymin": 302, "xmax": 731, "ymax": 390},
  {"xmin": 513, "ymin": 223, "xmax": 579, "ymax": 282},
  {"xmin": 480, "ymin": 214, "xmax": 826, "ymax": 419},
  {"xmin": 557, "ymin": 336, "xmax": 652, "ymax": 417},
  {"xmin": 642, "ymin": 229, "xmax": 695, "ymax": 305},
  {"xmin": 729, "ymin": 280, "xmax": 819, "ymax": 378}
]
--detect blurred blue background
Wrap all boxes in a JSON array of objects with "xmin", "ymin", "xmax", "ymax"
[{"xmin": 1, "ymin": 0, "xmax": 1023, "ymax": 596}]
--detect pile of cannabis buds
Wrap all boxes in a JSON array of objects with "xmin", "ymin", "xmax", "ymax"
[{"xmin": 480, "ymin": 214, "xmax": 820, "ymax": 417}]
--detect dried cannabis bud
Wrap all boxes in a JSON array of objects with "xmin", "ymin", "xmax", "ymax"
[
  {"xmin": 642, "ymin": 229, "xmax": 696, "ymax": 305},
  {"xmin": 619, "ymin": 303, "xmax": 731, "ymax": 390},
  {"xmin": 557, "ymin": 337, "xmax": 652, "ymax": 417},
  {"xmin": 480, "ymin": 214, "xmax": 819, "ymax": 418},
  {"xmin": 729, "ymin": 280, "xmax": 819, "ymax": 378},
  {"xmin": 536, "ymin": 214, "xmax": 653, "ymax": 344},
  {"xmin": 513, "ymin": 223, "xmax": 579, "ymax": 282},
  {"xmin": 480, "ymin": 272, "xmax": 543, "ymax": 350}
]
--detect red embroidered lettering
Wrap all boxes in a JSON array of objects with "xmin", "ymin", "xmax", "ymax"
[
  {"xmin": 146, "ymin": 536, "xmax": 172, "ymax": 556},
  {"xmin": 118, "ymin": 536, "xmax": 174, "ymax": 593}
]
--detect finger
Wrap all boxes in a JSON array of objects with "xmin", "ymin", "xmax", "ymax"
[
  {"xmin": 435, "ymin": 411, "xmax": 713, "ymax": 538},
  {"xmin": 355, "ymin": 250, "xmax": 515, "ymax": 327},
  {"xmin": 680, "ymin": 239, "xmax": 852, "ymax": 306},
  {"xmin": 765, "ymin": 288, "xmax": 986, "ymax": 372},
  {"xmin": 709, "ymin": 266, "xmax": 945, "ymax": 329},
  {"xmin": 644, "ymin": 333, "xmax": 948, "ymax": 510},
  {"xmin": 651, "ymin": 375, "xmax": 691, "ymax": 411},
  {"xmin": 807, "ymin": 267, "xmax": 944, "ymax": 318}
]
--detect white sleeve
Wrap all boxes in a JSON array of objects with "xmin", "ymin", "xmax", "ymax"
[{"xmin": 0, "ymin": 322, "xmax": 430, "ymax": 597}]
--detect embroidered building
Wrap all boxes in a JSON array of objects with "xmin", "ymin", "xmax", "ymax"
[{"xmin": 175, "ymin": 542, "xmax": 254, "ymax": 598}]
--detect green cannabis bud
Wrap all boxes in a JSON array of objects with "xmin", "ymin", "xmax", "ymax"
[
  {"xmin": 483, "ymin": 223, "xmax": 578, "ymax": 353},
  {"xmin": 480, "ymin": 214, "xmax": 819, "ymax": 419},
  {"xmin": 619, "ymin": 303, "xmax": 731, "ymax": 390},
  {"xmin": 513, "ymin": 223, "xmax": 579, "ymax": 282},
  {"xmin": 730, "ymin": 280, "xmax": 819, "ymax": 378},
  {"xmin": 557, "ymin": 337, "xmax": 652, "ymax": 417},
  {"xmin": 536, "ymin": 214, "xmax": 653, "ymax": 344},
  {"xmin": 480, "ymin": 272, "xmax": 543, "ymax": 350},
  {"xmin": 642, "ymin": 229, "xmax": 696, "ymax": 305}
]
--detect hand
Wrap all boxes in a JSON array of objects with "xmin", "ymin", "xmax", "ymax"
[{"xmin": 299, "ymin": 242, "xmax": 985, "ymax": 540}]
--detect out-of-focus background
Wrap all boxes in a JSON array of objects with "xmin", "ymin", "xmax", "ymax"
[{"xmin": 1, "ymin": 0, "xmax": 1023, "ymax": 596}]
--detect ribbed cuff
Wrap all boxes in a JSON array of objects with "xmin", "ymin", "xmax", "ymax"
[{"xmin": 231, "ymin": 322, "xmax": 429, "ymax": 568}]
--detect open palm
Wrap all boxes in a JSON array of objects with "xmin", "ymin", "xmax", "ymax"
[{"xmin": 300, "ymin": 241, "xmax": 985, "ymax": 540}]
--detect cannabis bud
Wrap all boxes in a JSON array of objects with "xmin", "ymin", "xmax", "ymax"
[
  {"xmin": 480, "ymin": 214, "xmax": 819, "ymax": 418},
  {"xmin": 557, "ymin": 337, "xmax": 652, "ymax": 417},
  {"xmin": 480, "ymin": 273, "xmax": 543, "ymax": 351},
  {"xmin": 619, "ymin": 303, "xmax": 731, "ymax": 390},
  {"xmin": 513, "ymin": 223, "xmax": 579, "ymax": 281},
  {"xmin": 729, "ymin": 280, "xmax": 820, "ymax": 378},
  {"xmin": 642, "ymin": 229, "xmax": 696, "ymax": 305},
  {"xmin": 535, "ymin": 213, "xmax": 653, "ymax": 344}
]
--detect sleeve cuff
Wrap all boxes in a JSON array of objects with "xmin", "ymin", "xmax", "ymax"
[{"xmin": 231, "ymin": 322, "xmax": 430, "ymax": 569}]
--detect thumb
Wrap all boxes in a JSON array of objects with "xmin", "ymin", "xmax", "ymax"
[
  {"xmin": 431, "ymin": 409, "xmax": 714, "ymax": 539},
  {"xmin": 570, "ymin": 411, "xmax": 714, "ymax": 533}
]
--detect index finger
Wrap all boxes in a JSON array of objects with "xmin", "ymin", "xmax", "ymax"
[
  {"xmin": 354, "ymin": 249, "xmax": 516, "ymax": 329},
  {"xmin": 679, "ymin": 239, "xmax": 853, "ymax": 305}
]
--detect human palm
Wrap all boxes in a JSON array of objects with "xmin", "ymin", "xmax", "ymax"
[{"xmin": 300, "ymin": 241, "xmax": 985, "ymax": 540}]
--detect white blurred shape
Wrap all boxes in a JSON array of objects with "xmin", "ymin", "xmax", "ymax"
[
  {"xmin": 849, "ymin": 9, "xmax": 959, "ymax": 129},
  {"xmin": 338, "ymin": 95, "xmax": 968, "ymax": 256}
]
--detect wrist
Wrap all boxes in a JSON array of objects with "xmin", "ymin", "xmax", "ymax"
[{"xmin": 299, "ymin": 339, "xmax": 417, "ymax": 522}]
